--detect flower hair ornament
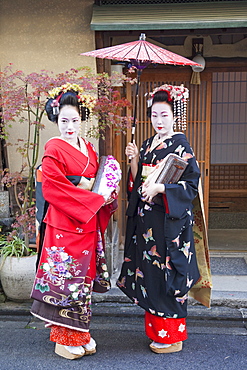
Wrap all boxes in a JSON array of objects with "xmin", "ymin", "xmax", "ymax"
[
  {"xmin": 147, "ymin": 84, "xmax": 189, "ymax": 131},
  {"xmin": 48, "ymin": 83, "xmax": 97, "ymax": 136}
]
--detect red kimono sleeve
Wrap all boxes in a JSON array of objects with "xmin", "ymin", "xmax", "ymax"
[{"xmin": 42, "ymin": 155, "xmax": 105, "ymax": 225}]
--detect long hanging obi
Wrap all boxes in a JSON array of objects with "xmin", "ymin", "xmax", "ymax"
[
  {"xmin": 31, "ymin": 137, "xmax": 116, "ymax": 331},
  {"xmin": 117, "ymin": 133, "xmax": 211, "ymax": 320}
]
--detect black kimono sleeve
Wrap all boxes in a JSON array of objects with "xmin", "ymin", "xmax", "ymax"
[{"xmin": 165, "ymin": 143, "xmax": 200, "ymax": 219}]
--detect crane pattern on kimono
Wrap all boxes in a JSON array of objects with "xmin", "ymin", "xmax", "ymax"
[
  {"xmin": 122, "ymin": 226, "xmax": 193, "ymax": 307},
  {"xmin": 179, "ymin": 241, "xmax": 193, "ymax": 263},
  {"xmin": 142, "ymin": 228, "xmax": 155, "ymax": 243},
  {"xmin": 138, "ymin": 204, "xmax": 152, "ymax": 222}
]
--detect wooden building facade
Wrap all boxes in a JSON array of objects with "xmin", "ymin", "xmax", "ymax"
[{"xmin": 91, "ymin": 0, "xmax": 247, "ymax": 246}]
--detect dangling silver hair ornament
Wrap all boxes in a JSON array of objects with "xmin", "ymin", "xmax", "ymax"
[
  {"xmin": 147, "ymin": 84, "xmax": 189, "ymax": 131},
  {"xmin": 50, "ymin": 93, "xmax": 63, "ymax": 116}
]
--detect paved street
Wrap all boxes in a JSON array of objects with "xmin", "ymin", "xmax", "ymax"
[
  {"xmin": 0, "ymin": 240, "xmax": 246, "ymax": 370},
  {"xmin": 0, "ymin": 304, "xmax": 246, "ymax": 370}
]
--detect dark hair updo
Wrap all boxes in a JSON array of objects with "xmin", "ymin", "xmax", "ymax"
[
  {"xmin": 45, "ymin": 91, "xmax": 90, "ymax": 123},
  {"xmin": 147, "ymin": 90, "xmax": 174, "ymax": 119}
]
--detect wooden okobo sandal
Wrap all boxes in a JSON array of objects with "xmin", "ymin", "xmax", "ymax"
[
  {"xmin": 149, "ymin": 341, "xmax": 183, "ymax": 354},
  {"xmin": 55, "ymin": 343, "xmax": 85, "ymax": 360}
]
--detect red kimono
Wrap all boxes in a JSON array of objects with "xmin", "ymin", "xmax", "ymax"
[{"xmin": 31, "ymin": 138, "xmax": 115, "ymax": 337}]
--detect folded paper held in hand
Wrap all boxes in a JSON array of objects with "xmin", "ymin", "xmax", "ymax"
[
  {"xmin": 145, "ymin": 153, "xmax": 188, "ymax": 186},
  {"xmin": 92, "ymin": 155, "xmax": 122, "ymax": 199}
]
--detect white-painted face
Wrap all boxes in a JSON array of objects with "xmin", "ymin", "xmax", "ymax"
[
  {"xmin": 57, "ymin": 105, "xmax": 80, "ymax": 142},
  {"xmin": 151, "ymin": 102, "xmax": 174, "ymax": 138}
]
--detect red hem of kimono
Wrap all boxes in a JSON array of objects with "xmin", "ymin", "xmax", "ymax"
[
  {"xmin": 145, "ymin": 311, "xmax": 188, "ymax": 344},
  {"xmin": 50, "ymin": 325, "xmax": 91, "ymax": 346}
]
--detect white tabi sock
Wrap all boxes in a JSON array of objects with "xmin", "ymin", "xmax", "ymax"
[
  {"xmin": 64, "ymin": 345, "xmax": 85, "ymax": 355},
  {"xmin": 83, "ymin": 337, "xmax": 96, "ymax": 351},
  {"xmin": 151, "ymin": 341, "xmax": 172, "ymax": 349}
]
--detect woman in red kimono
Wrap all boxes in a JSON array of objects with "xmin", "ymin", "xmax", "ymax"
[
  {"xmin": 117, "ymin": 85, "xmax": 207, "ymax": 354},
  {"xmin": 31, "ymin": 86, "xmax": 117, "ymax": 359}
]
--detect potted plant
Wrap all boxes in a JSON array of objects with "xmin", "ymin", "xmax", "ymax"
[{"xmin": 0, "ymin": 235, "xmax": 37, "ymax": 301}]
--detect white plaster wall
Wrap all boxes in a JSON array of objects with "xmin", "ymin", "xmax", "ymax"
[{"xmin": 0, "ymin": 0, "xmax": 97, "ymax": 173}]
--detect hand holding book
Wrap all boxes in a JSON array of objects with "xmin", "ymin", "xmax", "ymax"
[
  {"xmin": 145, "ymin": 153, "xmax": 188, "ymax": 186},
  {"xmin": 143, "ymin": 153, "xmax": 188, "ymax": 204}
]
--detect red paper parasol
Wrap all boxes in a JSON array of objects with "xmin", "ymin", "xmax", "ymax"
[{"xmin": 81, "ymin": 34, "xmax": 201, "ymax": 140}]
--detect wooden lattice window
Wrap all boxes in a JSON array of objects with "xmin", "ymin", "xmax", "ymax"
[{"xmin": 210, "ymin": 164, "xmax": 247, "ymax": 190}]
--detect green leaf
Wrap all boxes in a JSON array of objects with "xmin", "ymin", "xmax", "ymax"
[{"xmin": 24, "ymin": 325, "xmax": 37, "ymax": 329}]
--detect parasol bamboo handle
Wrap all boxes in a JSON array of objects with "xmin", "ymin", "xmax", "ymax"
[{"xmin": 129, "ymin": 69, "xmax": 142, "ymax": 162}]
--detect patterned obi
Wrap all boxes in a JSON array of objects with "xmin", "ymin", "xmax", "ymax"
[
  {"xmin": 141, "ymin": 163, "xmax": 156, "ymax": 183},
  {"xmin": 77, "ymin": 176, "xmax": 95, "ymax": 191}
]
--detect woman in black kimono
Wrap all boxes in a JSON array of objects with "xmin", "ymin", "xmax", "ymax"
[{"xmin": 117, "ymin": 85, "xmax": 201, "ymax": 353}]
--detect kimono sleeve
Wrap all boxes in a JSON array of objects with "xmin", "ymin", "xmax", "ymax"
[
  {"xmin": 126, "ymin": 148, "xmax": 145, "ymax": 217},
  {"xmin": 165, "ymin": 144, "xmax": 200, "ymax": 219},
  {"xmin": 42, "ymin": 155, "xmax": 105, "ymax": 224}
]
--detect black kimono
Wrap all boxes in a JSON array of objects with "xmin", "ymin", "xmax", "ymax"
[{"xmin": 117, "ymin": 133, "xmax": 201, "ymax": 319}]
